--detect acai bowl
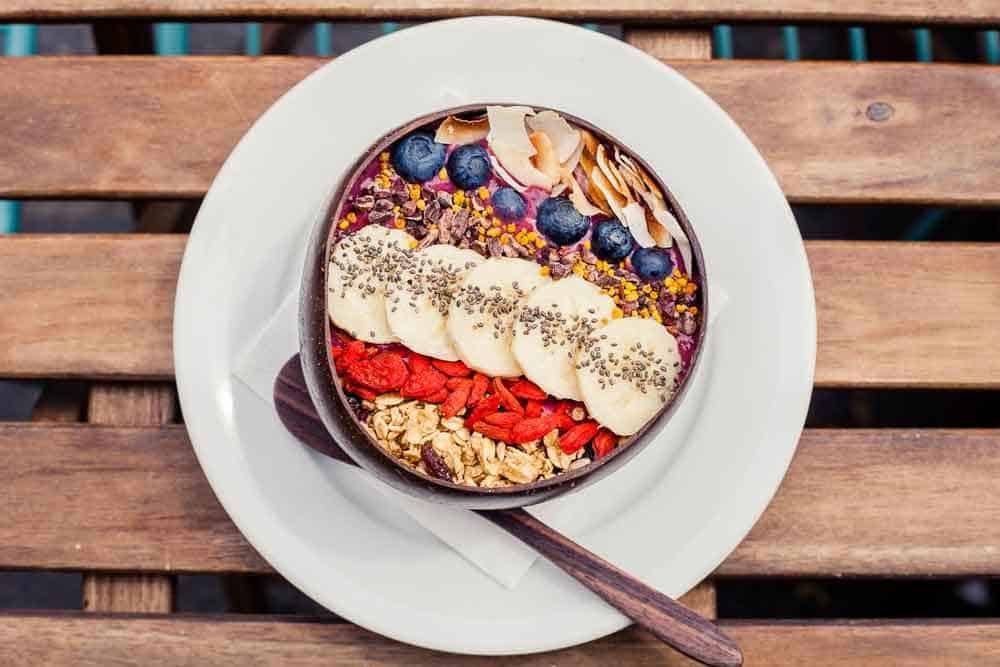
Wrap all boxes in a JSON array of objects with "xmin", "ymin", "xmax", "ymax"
[{"xmin": 300, "ymin": 104, "xmax": 707, "ymax": 509}]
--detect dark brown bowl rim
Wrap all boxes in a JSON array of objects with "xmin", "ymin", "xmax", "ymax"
[{"xmin": 301, "ymin": 104, "xmax": 707, "ymax": 508}]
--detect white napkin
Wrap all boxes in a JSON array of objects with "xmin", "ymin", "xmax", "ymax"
[{"xmin": 235, "ymin": 286, "xmax": 726, "ymax": 590}]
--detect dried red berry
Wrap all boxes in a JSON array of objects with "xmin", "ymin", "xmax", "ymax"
[
  {"xmin": 464, "ymin": 393, "xmax": 502, "ymax": 428},
  {"xmin": 423, "ymin": 388, "xmax": 450, "ymax": 403},
  {"xmin": 592, "ymin": 428, "xmax": 617, "ymax": 459},
  {"xmin": 509, "ymin": 415, "xmax": 561, "ymax": 444},
  {"xmin": 421, "ymin": 442, "xmax": 452, "ymax": 481},
  {"xmin": 559, "ymin": 421, "xmax": 600, "ymax": 454},
  {"xmin": 445, "ymin": 377, "xmax": 467, "ymax": 390},
  {"xmin": 431, "ymin": 359, "xmax": 473, "ymax": 377},
  {"xmin": 342, "ymin": 379, "xmax": 377, "ymax": 401},
  {"xmin": 400, "ymin": 367, "xmax": 447, "ymax": 398},
  {"xmin": 408, "ymin": 353, "xmax": 434, "ymax": 374},
  {"xmin": 347, "ymin": 351, "xmax": 408, "ymax": 392},
  {"xmin": 334, "ymin": 340, "xmax": 367, "ymax": 374},
  {"xmin": 441, "ymin": 380, "xmax": 473, "ymax": 418},
  {"xmin": 492, "ymin": 378, "xmax": 524, "ymax": 414},
  {"xmin": 467, "ymin": 373, "xmax": 489, "ymax": 406},
  {"xmin": 483, "ymin": 412, "xmax": 521, "ymax": 428},
  {"xmin": 472, "ymin": 421, "xmax": 513, "ymax": 442},
  {"xmin": 509, "ymin": 379, "xmax": 548, "ymax": 400},
  {"xmin": 524, "ymin": 399, "xmax": 543, "ymax": 418}
]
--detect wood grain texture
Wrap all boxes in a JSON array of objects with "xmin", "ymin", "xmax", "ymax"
[
  {"xmin": 2, "ymin": 58, "xmax": 1000, "ymax": 205},
  {"xmin": 624, "ymin": 28, "xmax": 713, "ymax": 59},
  {"xmin": 1, "ymin": 424, "xmax": 998, "ymax": 576},
  {"xmin": 0, "ymin": 614, "xmax": 998, "ymax": 665},
  {"xmin": 3, "ymin": 236, "xmax": 999, "ymax": 388},
  {"xmin": 276, "ymin": 355, "xmax": 737, "ymax": 666},
  {"xmin": 83, "ymin": 384, "xmax": 178, "ymax": 613},
  {"xmin": 3, "ymin": 1, "xmax": 998, "ymax": 24}
]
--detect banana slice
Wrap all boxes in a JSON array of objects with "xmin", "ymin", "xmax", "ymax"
[
  {"xmin": 447, "ymin": 257, "xmax": 550, "ymax": 377},
  {"xmin": 386, "ymin": 245, "xmax": 483, "ymax": 361},
  {"xmin": 326, "ymin": 224, "xmax": 415, "ymax": 343},
  {"xmin": 512, "ymin": 276, "xmax": 615, "ymax": 400},
  {"xmin": 575, "ymin": 318, "xmax": 682, "ymax": 435}
]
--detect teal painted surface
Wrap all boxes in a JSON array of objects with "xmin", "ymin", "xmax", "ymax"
[
  {"xmin": 154, "ymin": 23, "xmax": 190, "ymax": 55},
  {"xmin": 984, "ymin": 30, "xmax": 1000, "ymax": 64},
  {"xmin": 848, "ymin": 27, "xmax": 868, "ymax": 61},
  {"xmin": 0, "ymin": 201, "xmax": 19, "ymax": 234},
  {"xmin": 1, "ymin": 25, "xmax": 36, "ymax": 233},
  {"xmin": 914, "ymin": 28, "xmax": 933, "ymax": 62},
  {"xmin": 582, "ymin": 23, "xmax": 599, "ymax": 32},
  {"xmin": 713, "ymin": 25, "xmax": 733, "ymax": 59},
  {"xmin": 245, "ymin": 23, "xmax": 261, "ymax": 55},
  {"xmin": 782, "ymin": 26, "xmax": 800, "ymax": 60},
  {"xmin": 315, "ymin": 23, "xmax": 333, "ymax": 55},
  {"xmin": 381, "ymin": 22, "xmax": 400, "ymax": 35}
]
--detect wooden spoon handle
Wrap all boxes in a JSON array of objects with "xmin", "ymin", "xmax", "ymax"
[{"xmin": 479, "ymin": 508, "xmax": 742, "ymax": 667}]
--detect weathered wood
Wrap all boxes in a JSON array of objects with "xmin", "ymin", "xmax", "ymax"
[
  {"xmin": 3, "ymin": 236, "xmax": 999, "ymax": 388},
  {"xmin": 3, "ymin": 1, "xmax": 998, "ymax": 25},
  {"xmin": 31, "ymin": 382, "xmax": 87, "ymax": 422},
  {"xmin": 0, "ymin": 614, "xmax": 998, "ymax": 665},
  {"xmin": 1, "ymin": 423, "xmax": 997, "ymax": 576},
  {"xmin": 83, "ymin": 384, "xmax": 178, "ymax": 613},
  {"xmin": 2, "ymin": 58, "xmax": 1000, "ymax": 205},
  {"xmin": 624, "ymin": 28, "xmax": 712, "ymax": 59}
]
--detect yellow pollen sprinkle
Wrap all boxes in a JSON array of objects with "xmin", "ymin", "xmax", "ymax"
[
  {"xmin": 485, "ymin": 206, "xmax": 494, "ymax": 215},
  {"xmin": 392, "ymin": 205, "xmax": 401, "ymax": 214},
  {"xmin": 408, "ymin": 240, "xmax": 418, "ymax": 249},
  {"xmin": 394, "ymin": 219, "xmax": 406, "ymax": 229},
  {"xmin": 685, "ymin": 282, "xmax": 698, "ymax": 295},
  {"xmin": 506, "ymin": 223, "xmax": 517, "ymax": 233},
  {"xmin": 650, "ymin": 291, "xmax": 658, "ymax": 299},
  {"xmin": 453, "ymin": 191, "xmax": 466, "ymax": 206},
  {"xmin": 639, "ymin": 308, "xmax": 650, "ymax": 318},
  {"xmin": 478, "ymin": 235, "xmax": 486, "ymax": 243},
  {"xmin": 652, "ymin": 309, "xmax": 662, "ymax": 323},
  {"xmin": 438, "ymin": 168, "xmax": 448, "ymax": 180},
  {"xmin": 583, "ymin": 240, "xmax": 591, "ymax": 249},
  {"xmin": 624, "ymin": 292, "xmax": 639, "ymax": 302},
  {"xmin": 338, "ymin": 220, "xmax": 349, "ymax": 230},
  {"xmin": 672, "ymin": 268, "xmax": 682, "ymax": 278},
  {"xmin": 689, "ymin": 306, "xmax": 699, "ymax": 315},
  {"xmin": 667, "ymin": 285, "xmax": 679, "ymax": 295},
  {"xmin": 477, "ymin": 186, "xmax": 490, "ymax": 200},
  {"xmin": 534, "ymin": 238, "xmax": 546, "ymax": 249},
  {"xmin": 346, "ymin": 212, "xmax": 357, "ymax": 223},
  {"xmin": 675, "ymin": 304, "xmax": 687, "ymax": 313},
  {"xmin": 612, "ymin": 307, "xmax": 624, "ymax": 319},
  {"xmin": 501, "ymin": 233, "xmax": 511, "ymax": 245},
  {"xmin": 486, "ymin": 227, "xmax": 502, "ymax": 238},
  {"xmin": 476, "ymin": 225, "xmax": 485, "ymax": 234},
  {"xmin": 416, "ymin": 199, "xmax": 426, "ymax": 211},
  {"xmin": 379, "ymin": 151, "xmax": 390, "ymax": 162},
  {"xmin": 539, "ymin": 266, "xmax": 551, "ymax": 276},
  {"xmin": 492, "ymin": 217, "xmax": 502, "ymax": 227}
]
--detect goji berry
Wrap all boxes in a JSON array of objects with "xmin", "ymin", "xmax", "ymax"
[
  {"xmin": 509, "ymin": 415, "xmax": 561, "ymax": 444},
  {"xmin": 492, "ymin": 378, "xmax": 523, "ymax": 413},
  {"xmin": 472, "ymin": 421, "xmax": 513, "ymax": 442},
  {"xmin": 423, "ymin": 388, "xmax": 450, "ymax": 403},
  {"xmin": 365, "ymin": 345, "xmax": 379, "ymax": 358},
  {"xmin": 431, "ymin": 359, "xmax": 472, "ymax": 377},
  {"xmin": 553, "ymin": 414, "xmax": 577, "ymax": 431},
  {"xmin": 330, "ymin": 346, "xmax": 343, "ymax": 361},
  {"xmin": 400, "ymin": 367, "xmax": 447, "ymax": 398},
  {"xmin": 347, "ymin": 351, "xmax": 409, "ymax": 392},
  {"xmin": 525, "ymin": 399, "xmax": 543, "ymax": 417},
  {"xmin": 342, "ymin": 379, "xmax": 377, "ymax": 401},
  {"xmin": 467, "ymin": 373, "xmax": 489, "ymax": 406},
  {"xmin": 441, "ymin": 380, "xmax": 473, "ymax": 418},
  {"xmin": 464, "ymin": 393, "xmax": 501, "ymax": 428},
  {"xmin": 446, "ymin": 377, "xmax": 467, "ymax": 390},
  {"xmin": 334, "ymin": 340, "xmax": 367, "ymax": 374},
  {"xmin": 408, "ymin": 353, "xmax": 433, "ymax": 374},
  {"xmin": 559, "ymin": 420, "xmax": 600, "ymax": 454},
  {"xmin": 483, "ymin": 412, "xmax": 521, "ymax": 428},
  {"xmin": 509, "ymin": 379, "xmax": 548, "ymax": 400},
  {"xmin": 592, "ymin": 428, "xmax": 617, "ymax": 459}
]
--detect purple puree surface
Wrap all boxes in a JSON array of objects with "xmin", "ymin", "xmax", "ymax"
[{"xmin": 331, "ymin": 132, "xmax": 700, "ymax": 374}]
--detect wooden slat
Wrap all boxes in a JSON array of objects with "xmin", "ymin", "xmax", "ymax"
[
  {"xmin": 2, "ymin": 58, "xmax": 1000, "ymax": 205},
  {"xmin": 0, "ymin": 614, "xmax": 998, "ymax": 666},
  {"xmin": 3, "ymin": 236, "xmax": 999, "ymax": 388},
  {"xmin": 3, "ymin": 1, "xmax": 998, "ymax": 25},
  {"xmin": 623, "ymin": 28, "xmax": 713, "ymax": 59},
  {"xmin": 2, "ymin": 425, "xmax": 998, "ymax": 576},
  {"xmin": 82, "ymin": 384, "xmax": 177, "ymax": 613}
]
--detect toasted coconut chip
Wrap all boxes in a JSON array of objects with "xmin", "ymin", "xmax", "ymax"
[
  {"xmin": 583, "ymin": 166, "xmax": 613, "ymax": 216},
  {"xmin": 596, "ymin": 144, "xmax": 631, "ymax": 199},
  {"xmin": 529, "ymin": 131, "xmax": 561, "ymax": 182},
  {"xmin": 489, "ymin": 155, "xmax": 528, "ymax": 193},
  {"xmin": 644, "ymin": 206, "xmax": 671, "ymax": 247},
  {"xmin": 590, "ymin": 166, "xmax": 627, "ymax": 222},
  {"xmin": 653, "ymin": 208, "xmax": 693, "ymax": 272},
  {"xmin": 435, "ymin": 115, "xmax": 490, "ymax": 145},
  {"xmin": 562, "ymin": 169, "xmax": 604, "ymax": 217},
  {"xmin": 623, "ymin": 202, "xmax": 656, "ymax": 247},
  {"xmin": 616, "ymin": 152, "xmax": 694, "ymax": 270},
  {"xmin": 562, "ymin": 138, "xmax": 584, "ymax": 174},
  {"xmin": 552, "ymin": 181, "xmax": 568, "ymax": 197},
  {"xmin": 579, "ymin": 128, "xmax": 600, "ymax": 158},
  {"xmin": 487, "ymin": 106, "xmax": 556, "ymax": 190},
  {"xmin": 526, "ymin": 111, "xmax": 582, "ymax": 163}
]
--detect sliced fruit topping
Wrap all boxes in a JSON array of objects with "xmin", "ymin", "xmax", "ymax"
[
  {"xmin": 631, "ymin": 247, "xmax": 674, "ymax": 282},
  {"xmin": 390, "ymin": 131, "xmax": 447, "ymax": 183},
  {"xmin": 446, "ymin": 257, "xmax": 549, "ymax": 377},
  {"xmin": 385, "ymin": 244, "xmax": 482, "ymax": 360},
  {"xmin": 491, "ymin": 187, "xmax": 527, "ymax": 221},
  {"xmin": 528, "ymin": 130, "xmax": 561, "ymax": 182},
  {"xmin": 525, "ymin": 110, "xmax": 582, "ymax": 164},
  {"xmin": 536, "ymin": 196, "xmax": 590, "ymax": 246},
  {"xmin": 590, "ymin": 219, "xmax": 634, "ymax": 262},
  {"xmin": 511, "ymin": 275, "xmax": 614, "ymax": 401},
  {"xmin": 486, "ymin": 106, "xmax": 558, "ymax": 190},
  {"xmin": 446, "ymin": 144, "xmax": 492, "ymax": 190},
  {"xmin": 327, "ymin": 224, "xmax": 415, "ymax": 343},
  {"xmin": 559, "ymin": 420, "xmax": 600, "ymax": 454},
  {"xmin": 434, "ymin": 114, "xmax": 489, "ymax": 145},
  {"xmin": 575, "ymin": 318, "xmax": 681, "ymax": 435}
]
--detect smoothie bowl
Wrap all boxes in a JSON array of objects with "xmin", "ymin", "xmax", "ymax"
[{"xmin": 300, "ymin": 105, "xmax": 706, "ymax": 509}]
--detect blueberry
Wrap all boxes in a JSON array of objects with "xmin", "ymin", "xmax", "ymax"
[
  {"xmin": 631, "ymin": 247, "xmax": 674, "ymax": 281},
  {"xmin": 536, "ymin": 196, "xmax": 590, "ymax": 246},
  {"xmin": 446, "ymin": 144, "xmax": 492, "ymax": 190},
  {"xmin": 491, "ymin": 187, "xmax": 527, "ymax": 221},
  {"xmin": 390, "ymin": 131, "xmax": 447, "ymax": 183},
  {"xmin": 591, "ymin": 220, "xmax": 634, "ymax": 262}
]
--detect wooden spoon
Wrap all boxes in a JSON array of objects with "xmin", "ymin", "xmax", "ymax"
[{"xmin": 275, "ymin": 355, "xmax": 742, "ymax": 667}]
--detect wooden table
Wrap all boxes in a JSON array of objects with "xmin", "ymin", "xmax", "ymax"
[{"xmin": 2, "ymin": 4, "xmax": 999, "ymax": 664}]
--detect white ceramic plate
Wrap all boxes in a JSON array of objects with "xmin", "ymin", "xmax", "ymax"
[{"xmin": 174, "ymin": 17, "xmax": 815, "ymax": 655}]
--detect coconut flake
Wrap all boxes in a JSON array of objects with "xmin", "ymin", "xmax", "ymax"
[
  {"xmin": 653, "ymin": 208, "xmax": 693, "ymax": 271},
  {"xmin": 435, "ymin": 115, "xmax": 489, "ymax": 145},
  {"xmin": 529, "ymin": 131, "xmax": 561, "ymax": 182},
  {"xmin": 562, "ymin": 170, "xmax": 604, "ymax": 217},
  {"xmin": 487, "ymin": 105, "xmax": 556, "ymax": 190},
  {"xmin": 562, "ymin": 138, "xmax": 584, "ymax": 174},
  {"xmin": 623, "ymin": 202, "xmax": 655, "ymax": 247},
  {"xmin": 489, "ymin": 155, "xmax": 528, "ymax": 193},
  {"xmin": 526, "ymin": 110, "xmax": 581, "ymax": 163},
  {"xmin": 590, "ymin": 166, "xmax": 627, "ymax": 221}
]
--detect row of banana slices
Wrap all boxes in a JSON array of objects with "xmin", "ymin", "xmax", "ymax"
[{"xmin": 327, "ymin": 225, "xmax": 681, "ymax": 435}]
